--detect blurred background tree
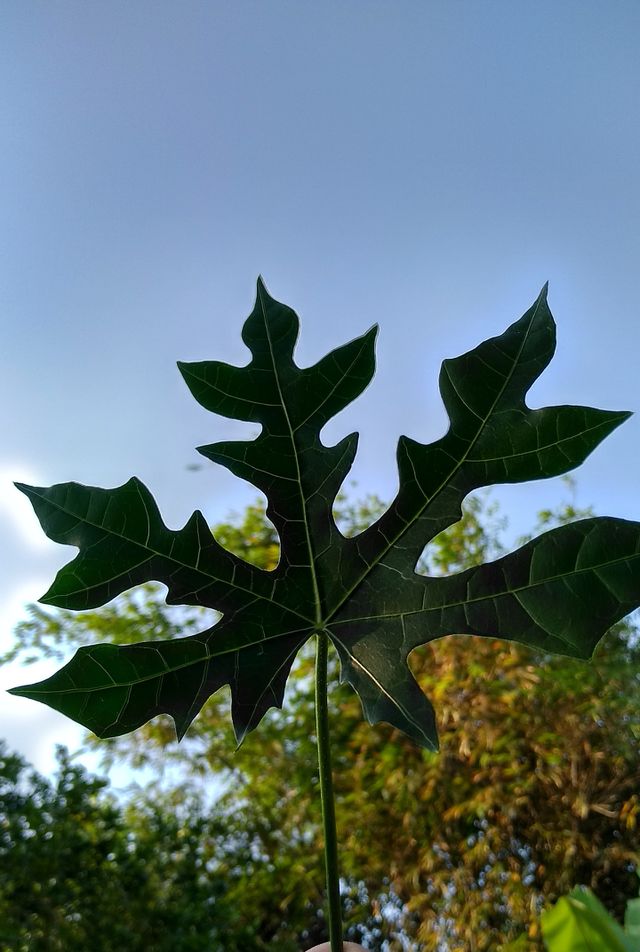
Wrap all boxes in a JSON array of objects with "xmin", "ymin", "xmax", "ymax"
[
  {"xmin": 0, "ymin": 740, "xmax": 275, "ymax": 951},
  {"xmin": 3, "ymin": 487, "xmax": 639, "ymax": 950}
]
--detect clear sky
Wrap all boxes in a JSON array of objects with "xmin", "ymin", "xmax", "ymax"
[{"xmin": 2, "ymin": 1, "xmax": 639, "ymax": 774}]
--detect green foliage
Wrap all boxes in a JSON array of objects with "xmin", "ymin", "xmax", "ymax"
[
  {"xmin": 9, "ymin": 281, "xmax": 640, "ymax": 757},
  {"xmin": 0, "ymin": 741, "xmax": 267, "ymax": 952},
  {"xmin": 541, "ymin": 881, "xmax": 640, "ymax": 951},
  {"xmin": 0, "ymin": 733, "xmax": 395, "ymax": 950},
  {"xmin": 7, "ymin": 492, "xmax": 640, "ymax": 949},
  {"xmin": 627, "ymin": 872, "xmax": 640, "ymax": 943}
]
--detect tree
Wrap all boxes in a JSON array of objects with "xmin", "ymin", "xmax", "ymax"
[
  {"xmin": 0, "ymin": 739, "xmax": 285, "ymax": 951},
  {"xmin": 6, "ymin": 490, "xmax": 640, "ymax": 949}
]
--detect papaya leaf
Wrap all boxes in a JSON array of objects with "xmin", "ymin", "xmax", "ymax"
[{"xmin": 9, "ymin": 280, "xmax": 640, "ymax": 750}]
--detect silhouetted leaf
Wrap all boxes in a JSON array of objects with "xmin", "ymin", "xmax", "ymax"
[{"xmin": 11, "ymin": 280, "xmax": 639, "ymax": 750}]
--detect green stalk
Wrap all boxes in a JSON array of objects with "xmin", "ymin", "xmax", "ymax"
[{"xmin": 315, "ymin": 630, "xmax": 343, "ymax": 951}]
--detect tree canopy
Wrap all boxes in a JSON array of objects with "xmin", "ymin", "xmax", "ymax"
[
  {"xmin": 0, "ymin": 740, "xmax": 274, "ymax": 951},
  {"xmin": 5, "ymin": 489, "xmax": 639, "ymax": 949}
]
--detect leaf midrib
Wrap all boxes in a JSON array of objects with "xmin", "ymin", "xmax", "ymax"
[
  {"xmin": 258, "ymin": 284, "xmax": 324, "ymax": 628},
  {"xmin": 330, "ymin": 631, "xmax": 432, "ymax": 743},
  {"xmin": 329, "ymin": 535, "xmax": 640, "ymax": 647},
  {"xmin": 178, "ymin": 363, "xmax": 281, "ymax": 409},
  {"xmin": 322, "ymin": 293, "xmax": 544, "ymax": 628},
  {"xmin": 15, "ymin": 624, "xmax": 314, "ymax": 696},
  {"xmin": 466, "ymin": 414, "xmax": 626, "ymax": 463},
  {"xmin": 25, "ymin": 483, "xmax": 313, "ymax": 625}
]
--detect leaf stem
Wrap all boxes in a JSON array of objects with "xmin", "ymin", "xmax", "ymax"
[{"xmin": 315, "ymin": 630, "xmax": 343, "ymax": 952}]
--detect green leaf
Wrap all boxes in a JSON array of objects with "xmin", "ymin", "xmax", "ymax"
[
  {"xmin": 10, "ymin": 279, "xmax": 640, "ymax": 748},
  {"xmin": 624, "ymin": 870, "xmax": 640, "ymax": 943},
  {"xmin": 541, "ymin": 887, "xmax": 637, "ymax": 951}
]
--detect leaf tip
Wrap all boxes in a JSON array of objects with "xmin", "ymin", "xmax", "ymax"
[
  {"xmin": 426, "ymin": 733, "xmax": 440, "ymax": 754},
  {"xmin": 231, "ymin": 716, "xmax": 249, "ymax": 750},
  {"xmin": 173, "ymin": 715, "xmax": 191, "ymax": 743},
  {"xmin": 7, "ymin": 682, "xmax": 37, "ymax": 701},
  {"xmin": 13, "ymin": 481, "xmax": 36, "ymax": 498},
  {"xmin": 38, "ymin": 588, "xmax": 60, "ymax": 607},
  {"xmin": 176, "ymin": 360, "xmax": 195, "ymax": 392}
]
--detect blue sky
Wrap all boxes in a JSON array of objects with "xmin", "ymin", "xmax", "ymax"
[{"xmin": 2, "ymin": 1, "xmax": 640, "ymax": 774}]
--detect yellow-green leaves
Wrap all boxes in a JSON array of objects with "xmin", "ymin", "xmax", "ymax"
[{"xmin": 10, "ymin": 280, "xmax": 640, "ymax": 750}]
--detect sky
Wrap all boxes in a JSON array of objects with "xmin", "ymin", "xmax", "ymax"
[{"xmin": 2, "ymin": 0, "xmax": 640, "ymax": 776}]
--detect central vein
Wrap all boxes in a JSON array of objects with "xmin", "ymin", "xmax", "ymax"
[
  {"xmin": 258, "ymin": 287, "xmax": 323, "ymax": 628},
  {"xmin": 323, "ymin": 294, "xmax": 543, "ymax": 626}
]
